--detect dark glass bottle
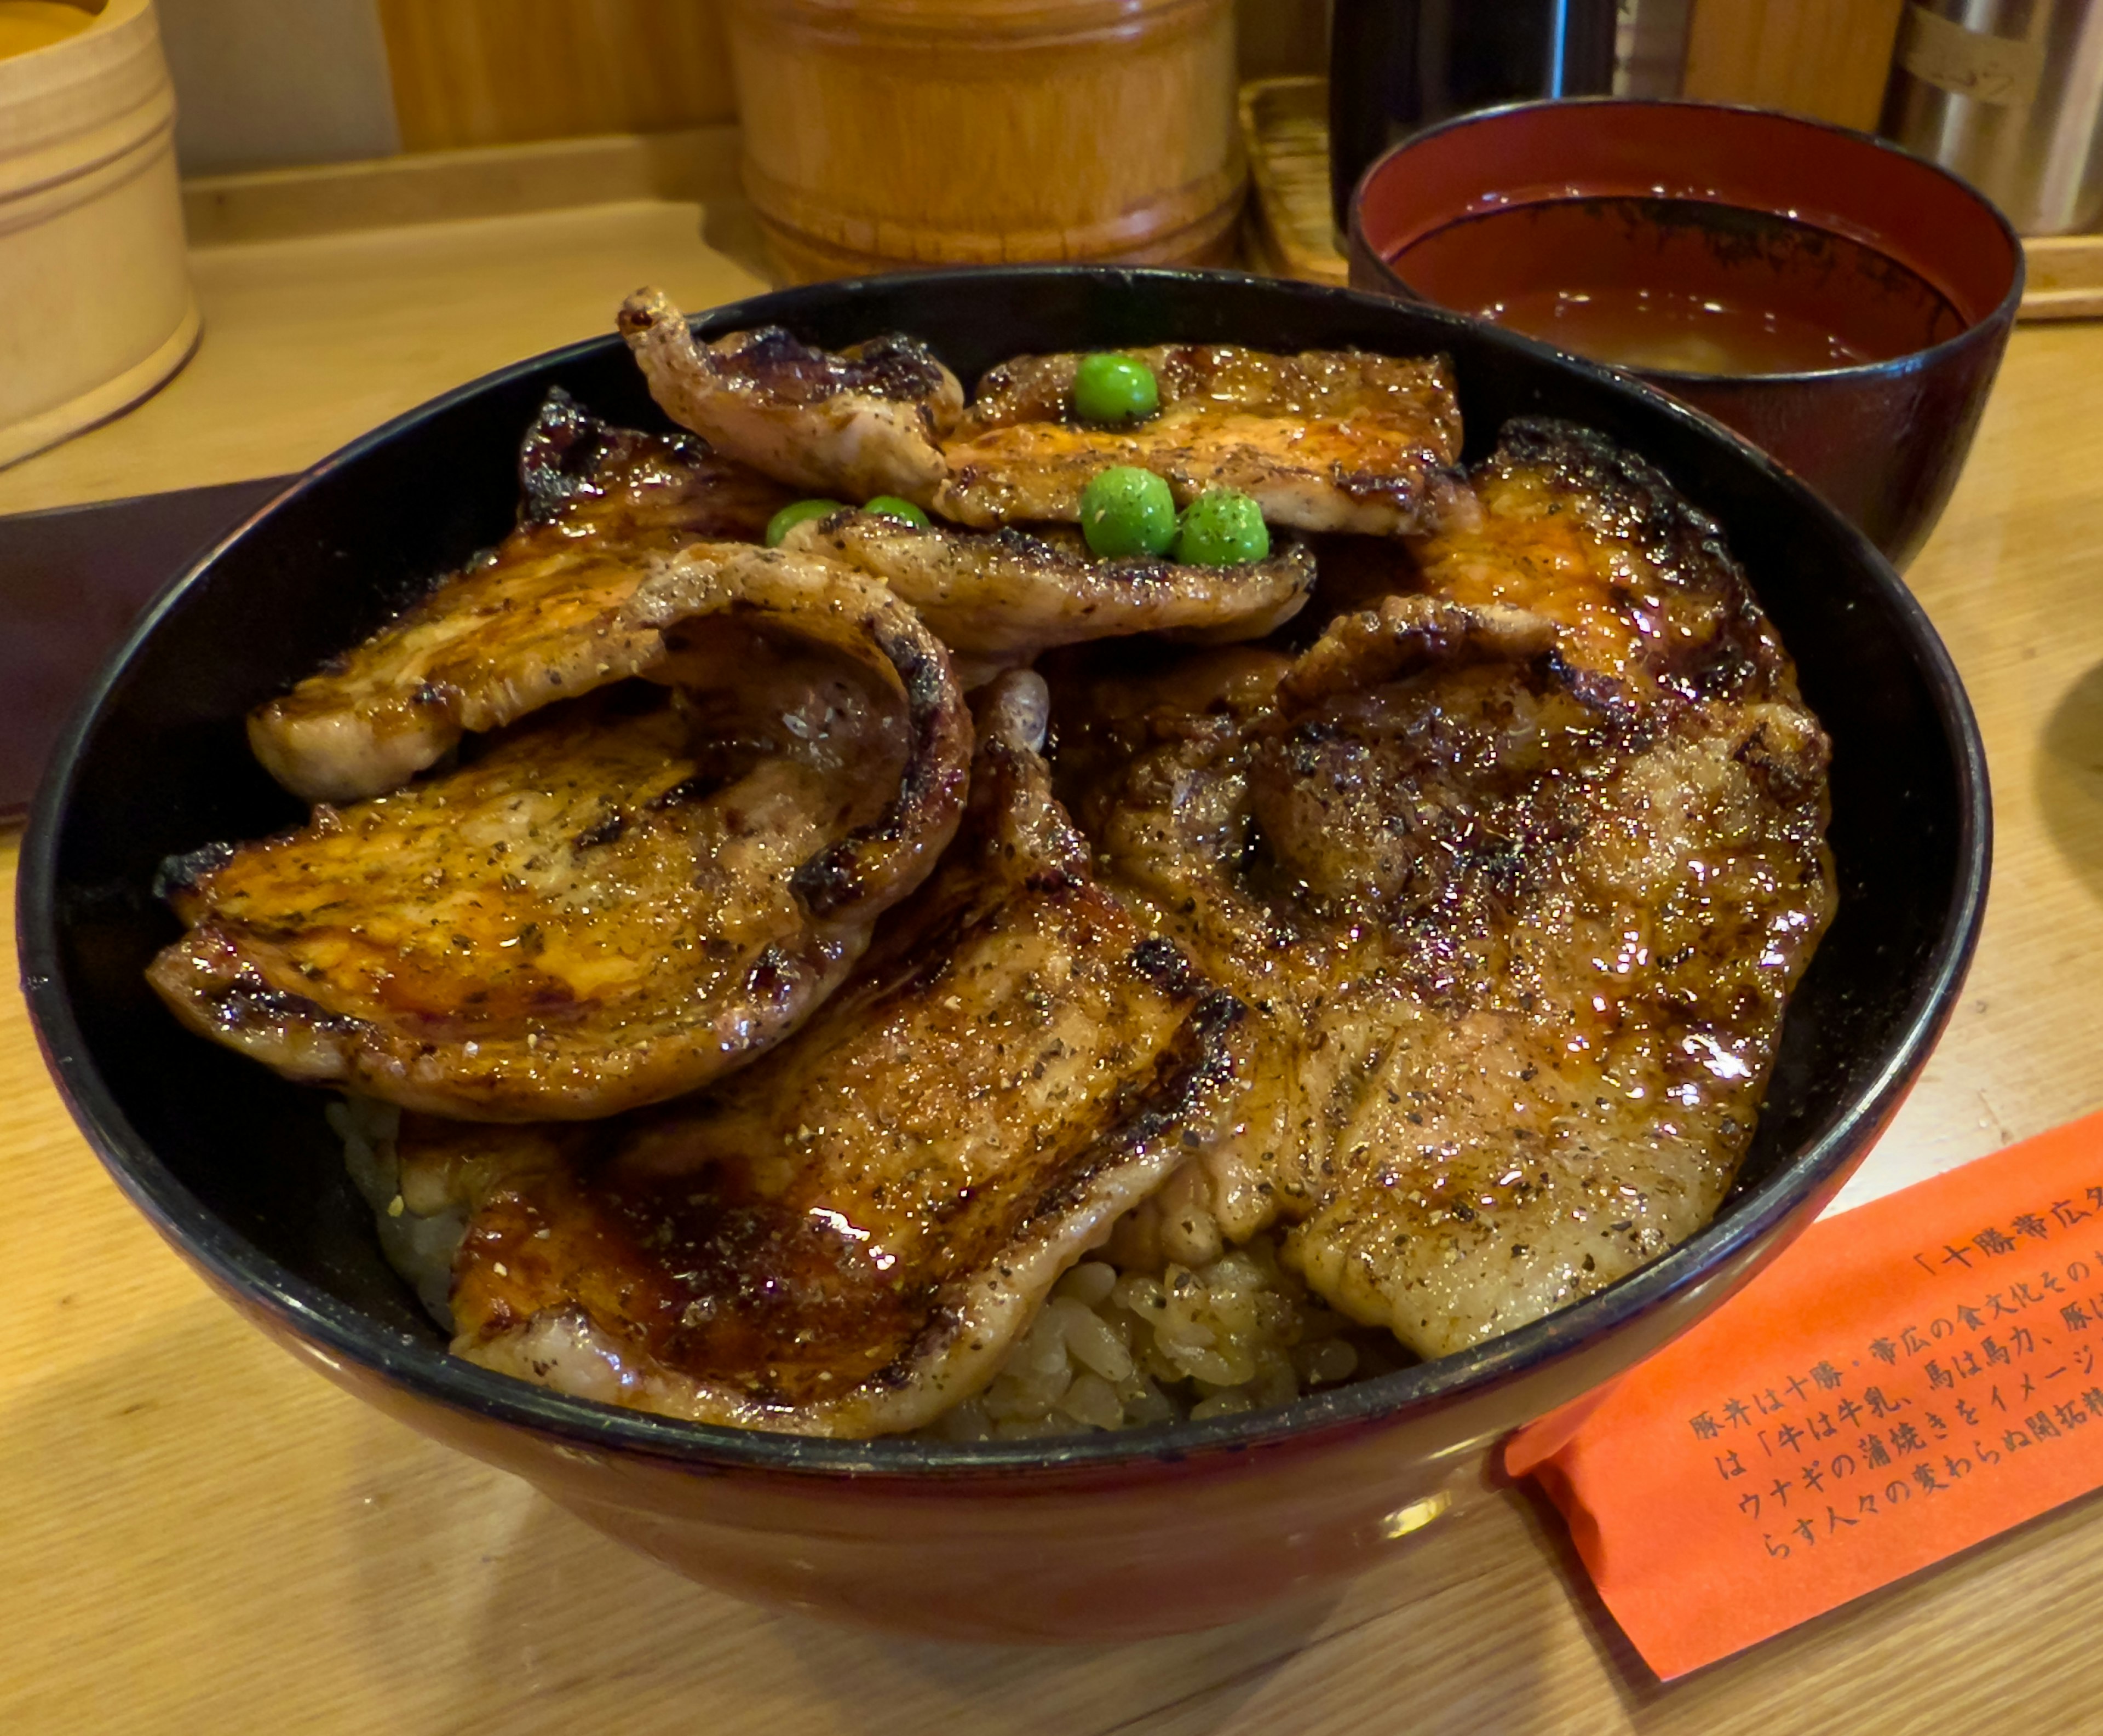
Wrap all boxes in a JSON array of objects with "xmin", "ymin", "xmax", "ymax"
[{"xmin": 1328, "ymin": 0, "xmax": 1622, "ymax": 232}]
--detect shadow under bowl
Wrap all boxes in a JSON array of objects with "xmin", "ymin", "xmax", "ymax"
[
  {"xmin": 1348, "ymin": 98, "xmax": 2025, "ymax": 571},
  {"xmin": 16, "ymin": 267, "xmax": 1989, "ymax": 1643}
]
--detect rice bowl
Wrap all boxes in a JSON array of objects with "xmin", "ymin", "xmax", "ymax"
[{"xmin": 18, "ymin": 267, "xmax": 1986, "ymax": 1640}]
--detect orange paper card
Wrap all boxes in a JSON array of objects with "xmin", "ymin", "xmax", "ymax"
[{"xmin": 1506, "ymin": 1109, "xmax": 2103, "ymax": 1680}]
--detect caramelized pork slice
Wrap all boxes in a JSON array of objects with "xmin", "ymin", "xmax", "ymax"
[
  {"xmin": 618, "ymin": 287, "xmax": 964, "ymax": 504},
  {"xmin": 250, "ymin": 391, "xmax": 796, "ymax": 803},
  {"xmin": 1059, "ymin": 425, "xmax": 1835, "ymax": 1359},
  {"xmin": 1280, "ymin": 692, "xmax": 1832, "ymax": 1350},
  {"xmin": 1048, "ymin": 640, "xmax": 1314, "ymax": 1244},
  {"xmin": 1256, "ymin": 617, "xmax": 1832, "ymax": 1351},
  {"xmin": 1410, "ymin": 417, "xmax": 1796, "ymax": 708},
  {"xmin": 150, "ymin": 557, "xmax": 970, "ymax": 1121},
  {"xmin": 387, "ymin": 675, "xmax": 1248, "ymax": 1436},
  {"xmin": 935, "ymin": 344, "xmax": 1470, "ymax": 536},
  {"xmin": 780, "ymin": 507, "xmax": 1316, "ymax": 685}
]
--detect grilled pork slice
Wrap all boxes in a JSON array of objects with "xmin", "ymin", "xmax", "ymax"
[
  {"xmin": 386, "ymin": 674, "xmax": 1248, "ymax": 1436},
  {"xmin": 934, "ymin": 344, "xmax": 1471, "ymax": 535},
  {"xmin": 1058, "ymin": 422, "xmax": 1835, "ymax": 1360},
  {"xmin": 1409, "ymin": 417, "xmax": 1801, "ymax": 708},
  {"xmin": 151, "ymin": 554, "xmax": 971, "ymax": 1121},
  {"xmin": 780, "ymin": 508, "xmax": 1317, "ymax": 686},
  {"xmin": 250, "ymin": 391, "xmax": 795, "ymax": 804},
  {"xmin": 618, "ymin": 287, "xmax": 964, "ymax": 505}
]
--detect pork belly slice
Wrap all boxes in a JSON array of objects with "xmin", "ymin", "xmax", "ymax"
[
  {"xmin": 934, "ymin": 344, "xmax": 1471, "ymax": 536},
  {"xmin": 779, "ymin": 508, "xmax": 1317, "ymax": 686},
  {"xmin": 618, "ymin": 287, "xmax": 964, "ymax": 505},
  {"xmin": 386, "ymin": 675, "xmax": 1248, "ymax": 1437},
  {"xmin": 250, "ymin": 390, "xmax": 796, "ymax": 804},
  {"xmin": 1058, "ymin": 426, "xmax": 1835, "ymax": 1360},
  {"xmin": 151, "ymin": 552, "xmax": 970, "ymax": 1122},
  {"xmin": 1407, "ymin": 417, "xmax": 1802, "ymax": 709},
  {"xmin": 1265, "ymin": 634, "xmax": 1834, "ymax": 1353}
]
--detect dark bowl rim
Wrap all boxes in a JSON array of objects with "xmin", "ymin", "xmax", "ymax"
[
  {"xmin": 16, "ymin": 263, "xmax": 1993, "ymax": 1480},
  {"xmin": 1346, "ymin": 94, "xmax": 2027, "ymax": 388}
]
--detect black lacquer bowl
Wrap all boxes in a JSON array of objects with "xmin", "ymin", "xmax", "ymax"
[{"xmin": 18, "ymin": 269, "xmax": 1989, "ymax": 1642}]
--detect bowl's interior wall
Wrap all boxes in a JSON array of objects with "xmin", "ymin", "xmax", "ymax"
[{"xmin": 36, "ymin": 273, "xmax": 1974, "ymax": 1395}]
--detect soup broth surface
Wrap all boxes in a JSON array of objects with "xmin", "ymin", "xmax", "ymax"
[
  {"xmin": 1481, "ymin": 286, "xmax": 1877, "ymax": 376},
  {"xmin": 1390, "ymin": 197, "xmax": 1964, "ymax": 378}
]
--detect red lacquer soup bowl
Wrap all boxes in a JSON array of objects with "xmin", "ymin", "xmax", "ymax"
[
  {"xmin": 1349, "ymin": 99, "xmax": 2024, "ymax": 571},
  {"xmin": 18, "ymin": 267, "xmax": 1987, "ymax": 1642}
]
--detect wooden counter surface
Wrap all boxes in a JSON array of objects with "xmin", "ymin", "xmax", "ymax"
[{"xmin": 5, "ymin": 181, "xmax": 2102, "ymax": 1732}]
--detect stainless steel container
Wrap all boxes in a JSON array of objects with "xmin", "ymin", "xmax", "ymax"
[{"xmin": 1882, "ymin": 0, "xmax": 2103, "ymax": 234}]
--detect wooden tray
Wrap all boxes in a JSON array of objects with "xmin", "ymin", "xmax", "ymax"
[
  {"xmin": 0, "ymin": 476, "xmax": 290, "ymax": 820},
  {"xmin": 1238, "ymin": 74, "xmax": 2103, "ymax": 321},
  {"xmin": 2019, "ymin": 235, "xmax": 2103, "ymax": 320}
]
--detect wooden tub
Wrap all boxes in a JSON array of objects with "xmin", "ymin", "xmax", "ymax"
[
  {"xmin": 0, "ymin": 0, "xmax": 196, "ymax": 468},
  {"xmin": 725, "ymin": 0, "xmax": 1245, "ymax": 282}
]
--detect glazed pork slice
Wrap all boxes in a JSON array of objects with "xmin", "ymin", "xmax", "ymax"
[
  {"xmin": 619, "ymin": 286, "xmax": 964, "ymax": 504},
  {"xmin": 780, "ymin": 507, "xmax": 1317, "ymax": 686},
  {"xmin": 150, "ymin": 551, "xmax": 970, "ymax": 1121},
  {"xmin": 1407, "ymin": 416, "xmax": 1800, "ymax": 708},
  {"xmin": 380, "ymin": 674, "xmax": 1249, "ymax": 1436},
  {"xmin": 250, "ymin": 390, "xmax": 796, "ymax": 803},
  {"xmin": 933, "ymin": 344, "xmax": 1471, "ymax": 536},
  {"xmin": 1057, "ymin": 423, "xmax": 1836, "ymax": 1359},
  {"xmin": 1256, "ymin": 608, "xmax": 1834, "ymax": 1353}
]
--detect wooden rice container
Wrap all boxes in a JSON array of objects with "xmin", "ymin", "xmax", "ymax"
[
  {"xmin": 0, "ymin": 0, "xmax": 196, "ymax": 469},
  {"xmin": 724, "ymin": 0, "xmax": 1246, "ymax": 284}
]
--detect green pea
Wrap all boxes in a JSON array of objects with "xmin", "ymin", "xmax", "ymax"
[
  {"xmin": 1072, "ymin": 353, "xmax": 1161, "ymax": 425},
  {"xmin": 1173, "ymin": 488, "xmax": 1269, "ymax": 566},
  {"xmin": 765, "ymin": 498, "xmax": 846, "ymax": 547},
  {"xmin": 1079, "ymin": 466, "xmax": 1178, "ymax": 559},
  {"xmin": 861, "ymin": 495, "xmax": 930, "ymax": 528}
]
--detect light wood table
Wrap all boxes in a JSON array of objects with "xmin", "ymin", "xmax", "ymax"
[{"xmin": 5, "ymin": 179, "xmax": 2102, "ymax": 1732}]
